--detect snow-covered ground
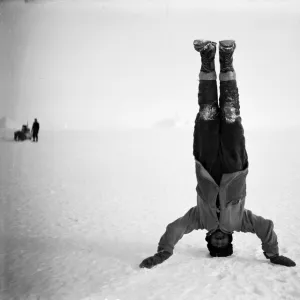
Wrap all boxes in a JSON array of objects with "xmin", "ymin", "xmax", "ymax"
[{"xmin": 0, "ymin": 127, "xmax": 300, "ymax": 300}]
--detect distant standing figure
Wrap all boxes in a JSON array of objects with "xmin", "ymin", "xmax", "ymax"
[{"xmin": 31, "ymin": 118, "xmax": 40, "ymax": 142}]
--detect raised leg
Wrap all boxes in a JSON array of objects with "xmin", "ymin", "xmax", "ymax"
[
  {"xmin": 219, "ymin": 40, "xmax": 248, "ymax": 173},
  {"xmin": 193, "ymin": 40, "xmax": 221, "ymax": 184}
]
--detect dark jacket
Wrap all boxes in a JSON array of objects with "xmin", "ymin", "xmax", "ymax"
[{"xmin": 195, "ymin": 159, "xmax": 279, "ymax": 257}]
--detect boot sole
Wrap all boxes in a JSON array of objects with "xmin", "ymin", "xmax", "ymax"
[
  {"xmin": 193, "ymin": 40, "xmax": 216, "ymax": 52},
  {"xmin": 219, "ymin": 40, "xmax": 236, "ymax": 51}
]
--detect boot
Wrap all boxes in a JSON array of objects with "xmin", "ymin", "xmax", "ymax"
[
  {"xmin": 219, "ymin": 40, "xmax": 236, "ymax": 73},
  {"xmin": 193, "ymin": 40, "xmax": 217, "ymax": 73}
]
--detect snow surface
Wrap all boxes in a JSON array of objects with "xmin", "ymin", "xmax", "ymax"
[{"xmin": 0, "ymin": 127, "xmax": 300, "ymax": 300}]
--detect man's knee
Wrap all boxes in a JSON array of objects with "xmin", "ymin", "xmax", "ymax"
[
  {"xmin": 198, "ymin": 105, "xmax": 219, "ymax": 121},
  {"xmin": 222, "ymin": 105, "xmax": 240, "ymax": 124}
]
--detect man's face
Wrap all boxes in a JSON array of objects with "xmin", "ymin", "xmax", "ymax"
[{"xmin": 209, "ymin": 230, "xmax": 230, "ymax": 248}]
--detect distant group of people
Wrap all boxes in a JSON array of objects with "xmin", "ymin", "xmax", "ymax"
[{"xmin": 31, "ymin": 118, "xmax": 40, "ymax": 142}]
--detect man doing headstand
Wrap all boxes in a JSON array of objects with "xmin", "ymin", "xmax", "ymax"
[{"xmin": 139, "ymin": 40, "xmax": 296, "ymax": 269}]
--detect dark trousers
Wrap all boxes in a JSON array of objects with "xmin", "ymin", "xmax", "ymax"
[
  {"xmin": 32, "ymin": 132, "xmax": 39, "ymax": 142},
  {"xmin": 193, "ymin": 79, "xmax": 248, "ymax": 184},
  {"xmin": 158, "ymin": 78, "xmax": 249, "ymax": 254}
]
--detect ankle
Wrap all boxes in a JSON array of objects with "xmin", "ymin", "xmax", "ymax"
[
  {"xmin": 219, "ymin": 71, "xmax": 236, "ymax": 81},
  {"xmin": 200, "ymin": 71, "xmax": 217, "ymax": 80}
]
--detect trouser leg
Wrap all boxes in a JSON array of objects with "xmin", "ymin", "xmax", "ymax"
[
  {"xmin": 219, "ymin": 80, "xmax": 248, "ymax": 172},
  {"xmin": 158, "ymin": 206, "xmax": 200, "ymax": 254},
  {"xmin": 218, "ymin": 41, "xmax": 248, "ymax": 173},
  {"xmin": 193, "ymin": 40, "xmax": 221, "ymax": 183},
  {"xmin": 193, "ymin": 80, "xmax": 221, "ymax": 181}
]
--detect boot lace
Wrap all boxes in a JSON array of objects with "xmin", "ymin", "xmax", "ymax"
[
  {"xmin": 221, "ymin": 51, "xmax": 233, "ymax": 72},
  {"xmin": 201, "ymin": 55, "xmax": 214, "ymax": 72},
  {"xmin": 200, "ymin": 43, "xmax": 215, "ymax": 73}
]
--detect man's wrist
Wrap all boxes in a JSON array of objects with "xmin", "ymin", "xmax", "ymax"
[{"xmin": 263, "ymin": 252, "xmax": 279, "ymax": 259}]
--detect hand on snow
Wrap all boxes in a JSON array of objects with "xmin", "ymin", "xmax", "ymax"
[
  {"xmin": 139, "ymin": 250, "xmax": 172, "ymax": 269},
  {"xmin": 270, "ymin": 255, "xmax": 296, "ymax": 267}
]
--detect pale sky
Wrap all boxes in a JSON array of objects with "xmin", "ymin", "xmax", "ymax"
[{"xmin": 0, "ymin": 0, "xmax": 300, "ymax": 130}]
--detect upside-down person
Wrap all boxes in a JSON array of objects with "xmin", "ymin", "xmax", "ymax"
[{"xmin": 139, "ymin": 40, "xmax": 296, "ymax": 269}]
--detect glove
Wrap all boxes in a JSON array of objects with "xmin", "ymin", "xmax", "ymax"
[
  {"xmin": 270, "ymin": 255, "xmax": 296, "ymax": 267},
  {"xmin": 139, "ymin": 250, "xmax": 172, "ymax": 269}
]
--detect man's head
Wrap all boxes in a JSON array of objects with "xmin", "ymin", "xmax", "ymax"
[{"xmin": 205, "ymin": 230, "xmax": 233, "ymax": 257}]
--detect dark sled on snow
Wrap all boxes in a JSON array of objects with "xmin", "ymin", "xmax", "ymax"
[{"xmin": 14, "ymin": 124, "xmax": 32, "ymax": 141}]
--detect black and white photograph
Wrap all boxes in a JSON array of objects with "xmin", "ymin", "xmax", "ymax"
[{"xmin": 0, "ymin": 0, "xmax": 300, "ymax": 299}]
